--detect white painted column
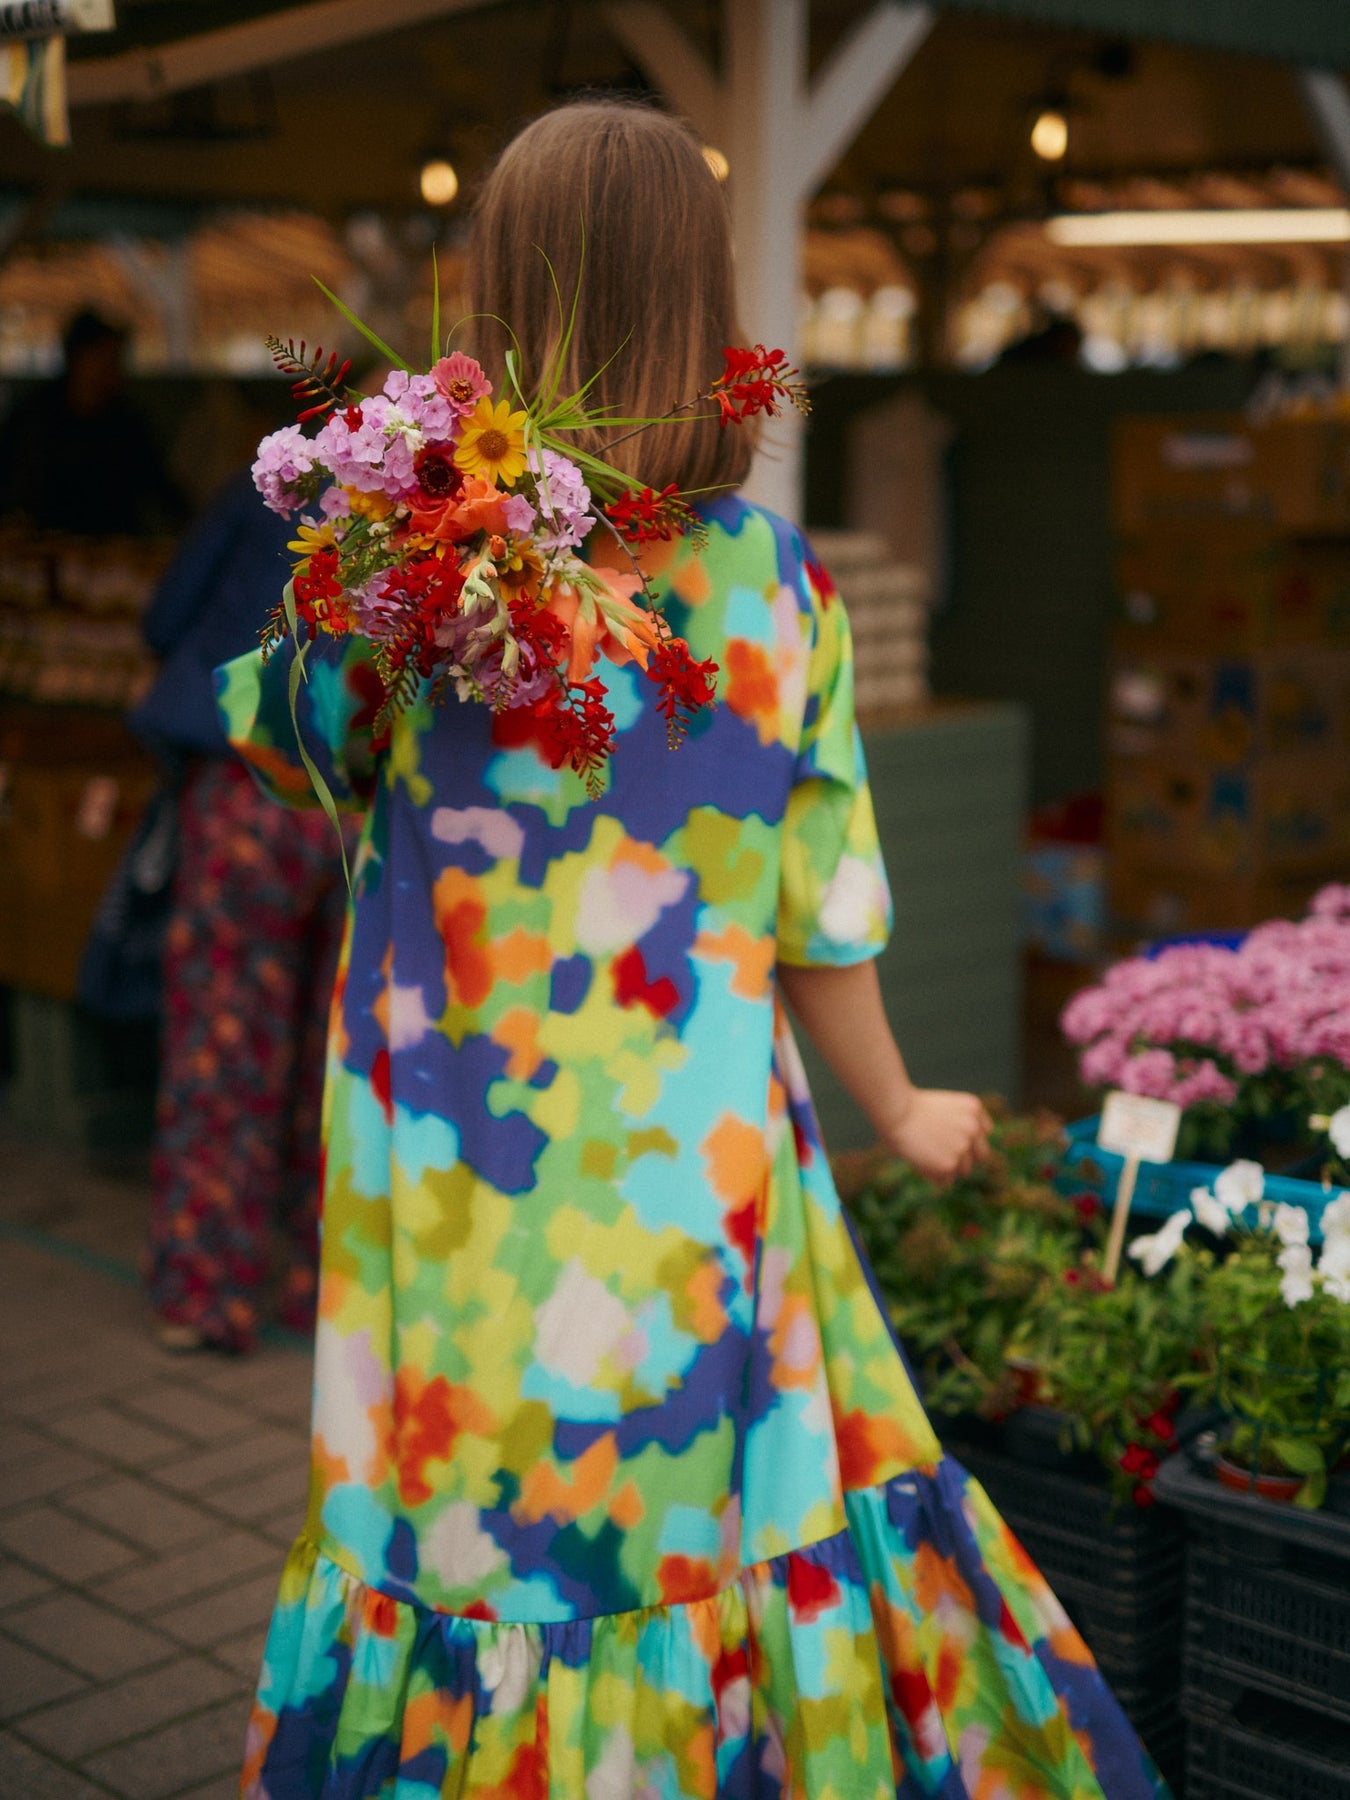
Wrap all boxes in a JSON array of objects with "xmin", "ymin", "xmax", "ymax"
[
  {"xmin": 604, "ymin": 0, "xmax": 933, "ymax": 522},
  {"xmin": 725, "ymin": 0, "xmax": 808, "ymax": 517}
]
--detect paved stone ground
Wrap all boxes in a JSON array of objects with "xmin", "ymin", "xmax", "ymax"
[{"xmin": 0, "ymin": 1132, "xmax": 312, "ymax": 1798}]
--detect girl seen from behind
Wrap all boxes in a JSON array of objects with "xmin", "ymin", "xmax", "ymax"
[{"xmin": 224, "ymin": 101, "xmax": 1168, "ymax": 1799}]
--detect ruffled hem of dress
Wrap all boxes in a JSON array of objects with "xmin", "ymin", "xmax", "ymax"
[{"xmin": 241, "ymin": 1454, "xmax": 1169, "ymax": 1800}]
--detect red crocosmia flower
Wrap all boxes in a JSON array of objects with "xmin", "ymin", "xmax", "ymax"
[
  {"xmin": 293, "ymin": 547, "xmax": 350, "ymax": 634},
  {"xmin": 712, "ymin": 344, "xmax": 809, "ymax": 425},
  {"xmin": 1062, "ymin": 1268, "xmax": 1082, "ymax": 1287},
  {"xmin": 343, "ymin": 402, "xmax": 365, "ymax": 431},
  {"xmin": 1143, "ymin": 1410, "xmax": 1177, "ymax": 1442},
  {"xmin": 607, "ymin": 484, "xmax": 681, "ymax": 544},
  {"xmin": 645, "ymin": 636, "xmax": 718, "ymax": 748},
  {"xmin": 1132, "ymin": 1483, "xmax": 1157, "ymax": 1508},
  {"xmin": 1072, "ymin": 1192, "xmax": 1102, "ymax": 1224}
]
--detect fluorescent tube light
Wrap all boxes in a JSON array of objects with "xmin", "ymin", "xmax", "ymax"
[{"xmin": 1046, "ymin": 209, "xmax": 1350, "ymax": 247}]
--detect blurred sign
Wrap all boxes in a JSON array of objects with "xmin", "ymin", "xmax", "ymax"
[
  {"xmin": 1099, "ymin": 1092, "xmax": 1182, "ymax": 1165},
  {"xmin": 0, "ymin": 1, "xmax": 113, "ymax": 36}
]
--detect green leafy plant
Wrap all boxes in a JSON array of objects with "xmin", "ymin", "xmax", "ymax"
[
  {"xmin": 843, "ymin": 1109, "xmax": 1095, "ymax": 1423},
  {"xmin": 1187, "ymin": 1233, "xmax": 1350, "ymax": 1508},
  {"xmin": 1026, "ymin": 1253, "xmax": 1202, "ymax": 1505}
]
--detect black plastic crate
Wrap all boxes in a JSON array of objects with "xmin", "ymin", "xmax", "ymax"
[
  {"xmin": 1156, "ymin": 1459, "xmax": 1350, "ymax": 1727},
  {"xmin": 1185, "ymin": 1700, "xmax": 1350, "ymax": 1800}
]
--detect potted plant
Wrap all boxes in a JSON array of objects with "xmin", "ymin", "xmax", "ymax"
[
  {"xmin": 1061, "ymin": 883, "xmax": 1350, "ymax": 1170},
  {"xmin": 1025, "ymin": 1249, "xmax": 1202, "ymax": 1506},
  {"xmin": 1128, "ymin": 1176, "xmax": 1350, "ymax": 1507}
]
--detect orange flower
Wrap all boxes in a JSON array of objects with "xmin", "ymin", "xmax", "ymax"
[
  {"xmin": 406, "ymin": 474, "xmax": 510, "ymax": 549},
  {"xmin": 544, "ymin": 568, "xmax": 660, "ymax": 683}
]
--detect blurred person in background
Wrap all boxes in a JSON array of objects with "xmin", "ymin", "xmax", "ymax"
[
  {"xmin": 0, "ymin": 307, "xmax": 184, "ymax": 534},
  {"xmin": 129, "ymin": 417, "xmax": 348, "ymax": 1355}
]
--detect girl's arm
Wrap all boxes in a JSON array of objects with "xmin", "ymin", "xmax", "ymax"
[{"xmin": 776, "ymin": 958, "xmax": 992, "ymax": 1183}]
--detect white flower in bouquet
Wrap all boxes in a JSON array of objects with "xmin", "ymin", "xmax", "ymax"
[
  {"xmin": 1190, "ymin": 1185, "xmax": 1231, "ymax": 1237},
  {"xmin": 1214, "ymin": 1159, "xmax": 1264, "ymax": 1215},
  {"xmin": 1327, "ymin": 1105, "xmax": 1350, "ymax": 1159},
  {"xmin": 1271, "ymin": 1202, "xmax": 1310, "ymax": 1248},
  {"xmin": 1129, "ymin": 1208, "xmax": 1192, "ymax": 1276},
  {"xmin": 1277, "ymin": 1242, "xmax": 1315, "ymax": 1307}
]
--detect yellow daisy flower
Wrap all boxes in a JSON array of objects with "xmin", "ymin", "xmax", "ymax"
[
  {"xmin": 454, "ymin": 398, "xmax": 529, "ymax": 488},
  {"xmin": 344, "ymin": 486, "xmax": 393, "ymax": 523},
  {"xmin": 287, "ymin": 518, "xmax": 337, "ymax": 576}
]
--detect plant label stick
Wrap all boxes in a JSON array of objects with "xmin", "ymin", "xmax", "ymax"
[{"xmin": 1098, "ymin": 1093, "xmax": 1182, "ymax": 1284}]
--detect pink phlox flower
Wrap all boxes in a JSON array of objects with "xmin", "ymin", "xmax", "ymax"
[
  {"xmin": 527, "ymin": 449, "xmax": 595, "ymax": 553},
  {"xmin": 314, "ymin": 396, "xmax": 421, "ymax": 501},
  {"xmin": 381, "ymin": 369, "xmax": 455, "ymax": 441},
  {"xmin": 252, "ymin": 425, "xmax": 316, "ymax": 515},
  {"xmin": 502, "ymin": 493, "xmax": 537, "ymax": 535}
]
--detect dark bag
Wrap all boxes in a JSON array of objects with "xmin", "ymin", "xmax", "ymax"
[{"xmin": 76, "ymin": 778, "xmax": 180, "ymax": 1022}]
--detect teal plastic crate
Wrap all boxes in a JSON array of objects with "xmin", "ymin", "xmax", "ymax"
[{"xmin": 1062, "ymin": 1116, "xmax": 1339, "ymax": 1244}]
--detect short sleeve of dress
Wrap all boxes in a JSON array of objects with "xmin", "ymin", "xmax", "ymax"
[
  {"xmin": 775, "ymin": 551, "xmax": 893, "ymax": 966},
  {"xmin": 215, "ymin": 633, "xmax": 383, "ymax": 813}
]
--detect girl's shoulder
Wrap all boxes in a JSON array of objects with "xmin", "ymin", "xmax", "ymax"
[{"xmin": 696, "ymin": 495, "xmax": 826, "ymax": 608}]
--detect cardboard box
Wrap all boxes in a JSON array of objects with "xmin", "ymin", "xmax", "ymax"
[
  {"xmin": 1113, "ymin": 414, "xmax": 1350, "ymax": 535},
  {"xmin": 1107, "ymin": 647, "xmax": 1350, "ymax": 768},
  {"xmin": 1114, "ymin": 529, "xmax": 1350, "ymax": 653},
  {"xmin": 1107, "ymin": 749, "xmax": 1350, "ymax": 878},
  {"xmin": 1108, "ymin": 864, "xmax": 1342, "ymax": 939}
]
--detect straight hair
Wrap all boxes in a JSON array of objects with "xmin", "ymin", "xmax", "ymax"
[{"xmin": 466, "ymin": 100, "xmax": 753, "ymax": 497}]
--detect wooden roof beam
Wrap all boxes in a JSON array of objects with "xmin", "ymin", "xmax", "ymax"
[{"xmin": 66, "ymin": 0, "xmax": 503, "ymax": 107}]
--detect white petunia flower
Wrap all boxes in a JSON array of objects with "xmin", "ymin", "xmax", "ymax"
[
  {"xmin": 1214, "ymin": 1160, "xmax": 1265, "ymax": 1215},
  {"xmin": 1271, "ymin": 1203, "xmax": 1310, "ymax": 1248},
  {"xmin": 1277, "ymin": 1242, "xmax": 1314, "ymax": 1307},
  {"xmin": 1129, "ymin": 1208, "xmax": 1192, "ymax": 1277},
  {"xmin": 1320, "ymin": 1192, "xmax": 1350, "ymax": 1244},
  {"xmin": 1191, "ymin": 1188, "xmax": 1231, "ymax": 1237},
  {"xmin": 1328, "ymin": 1105, "xmax": 1350, "ymax": 1159}
]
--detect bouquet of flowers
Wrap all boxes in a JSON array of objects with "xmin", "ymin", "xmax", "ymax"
[
  {"xmin": 1061, "ymin": 884, "xmax": 1350, "ymax": 1162},
  {"xmin": 251, "ymin": 281, "xmax": 808, "ymax": 795}
]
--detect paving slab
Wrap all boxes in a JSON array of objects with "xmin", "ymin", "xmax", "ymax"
[
  {"xmin": 18, "ymin": 1653, "xmax": 242, "ymax": 1760},
  {"xmin": 160, "ymin": 1567, "xmax": 282, "ymax": 1651},
  {"xmin": 46, "ymin": 1404, "xmax": 189, "ymax": 1469},
  {"xmin": 4, "ymin": 1592, "xmax": 177, "ymax": 1682},
  {"xmin": 0, "ymin": 1728, "xmax": 115, "ymax": 1798},
  {"xmin": 0, "ymin": 1428, "xmax": 104, "ymax": 1511},
  {"xmin": 0, "ymin": 1505, "xmax": 145, "ymax": 1584},
  {"xmin": 119, "ymin": 1383, "xmax": 263, "ymax": 1447},
  {"xmin": 0, "ymin": 1553, "xmax": 57, "ymax": 1611},
  {"xmin": 63, "ymin": 1476, "xmax": 222, "ymax": 1554},
  {"xmin": 0, "ymin": 1633, "xmax": 89, "ymax": 1719},
  {"xmin": 83, "ymin": 1693, "xmax": 251, "ymax": 1800},
  {"xmin": 93, "ymin": 1528, "xmax": 279, "ymax": 1618}
]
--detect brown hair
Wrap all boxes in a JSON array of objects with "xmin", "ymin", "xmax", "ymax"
[{"xmin": 467, "ymin": 100, "xmax": 752, "ymax": 496}]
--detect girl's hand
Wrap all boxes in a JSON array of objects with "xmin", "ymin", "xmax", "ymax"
[{"xmin": 883, "ymin": 1088, "xmax": 993, "ymax": 1184}]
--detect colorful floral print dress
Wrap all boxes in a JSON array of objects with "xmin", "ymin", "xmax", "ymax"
[{"xmin": 220, "ymin": 497, "xmax": 1168, "ymax": 1799}]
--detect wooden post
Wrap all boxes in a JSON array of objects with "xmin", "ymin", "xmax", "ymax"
[{"xmin": 604, "ymin": 0, "xmax": 934, "ymax": 522}]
